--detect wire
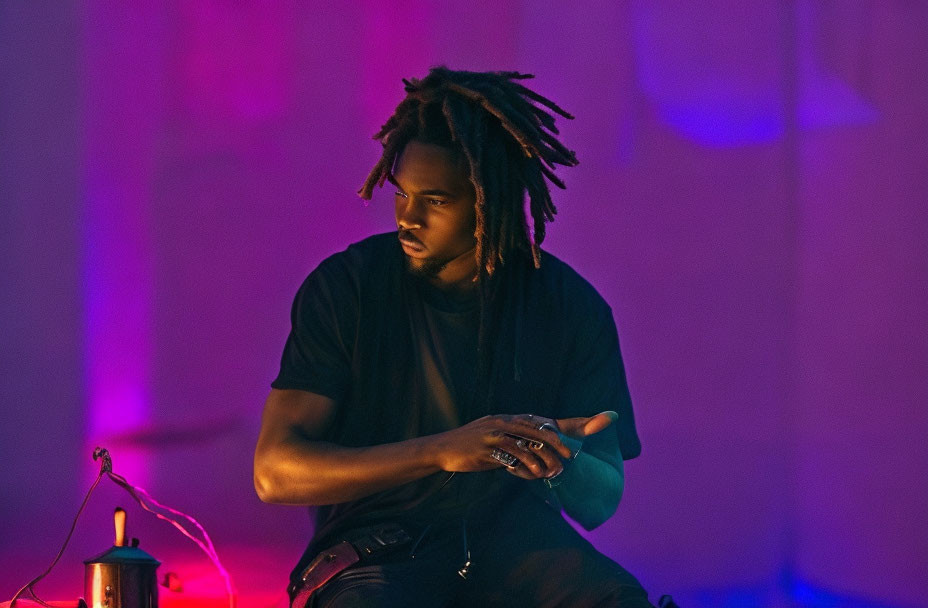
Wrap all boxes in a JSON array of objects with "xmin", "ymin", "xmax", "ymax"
[
  {"xmin": 9, "ymin": 461, "xmax": 105, "ymax": 607},
  {"xmin": 7, "ymin": 447, "xmax": 238, "ymax": 608},
  {"xmin": 105, "ymin": 469, "xmax": 237, "ymax": 608}
]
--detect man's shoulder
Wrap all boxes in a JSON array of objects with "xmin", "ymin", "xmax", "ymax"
[
  {"xmin": 311, "ymin": 232, "xmax": 399, "ymax": 277},
  {"xmin": 533, "ymin": 249, "xmax": 611, "ymax": 312},
  {"xmin": 322, "ymin": 231, "xmax": 397, "ymax": 263},
  {"xmin": 293, "ymin": 232, "xmax": 399, "ymax": 301},
  {"xmin": 345, "ymin": 231, "xmax": 400, "ymax": 257}
]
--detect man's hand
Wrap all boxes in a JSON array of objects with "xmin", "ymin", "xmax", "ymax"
[
  {"xmin": 500, "ymin": 411, "xmax": 619, "ymax": 478},
  {"xmin": 428, "ymin": 411, "xmax": 620, "ymax": 482},
  {"xmin": 428, "ymin": 414, "xmax": 575, "ymax": 480}
]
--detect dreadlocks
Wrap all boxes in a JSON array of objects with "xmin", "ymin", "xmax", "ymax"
[
  {"xmin": 359, "ymin": 68, "xmax": 578, "ymax": 407},
  {"xmin": 358, "ymin": 67, "xmax": 578, "ymax": 275}
]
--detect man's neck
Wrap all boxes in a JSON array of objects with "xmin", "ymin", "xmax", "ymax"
[{"xmin": 429, "ymin": 246, "xmax": 478, "ymax": 294}]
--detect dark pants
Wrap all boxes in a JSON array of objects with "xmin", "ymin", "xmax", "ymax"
[{"xmin": 308, "ymin": 493, "xmax": 653, "ymax": 608}]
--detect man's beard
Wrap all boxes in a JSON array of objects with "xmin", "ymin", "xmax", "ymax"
[{"xmin": 404, "ymin": 255, "xmax": 450, "ymax": 279}]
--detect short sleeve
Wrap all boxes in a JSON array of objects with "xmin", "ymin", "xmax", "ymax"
[
  {"xmin": 271, "ymin": 254, "xmax": 358, "ymax": 402},
  {"xmin": 558, "ymin": 296, "xmax": 641, "ymax": 460}
]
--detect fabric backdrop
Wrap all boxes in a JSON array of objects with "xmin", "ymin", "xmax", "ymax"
[{"xmin": 2, "ymin": 1, "xmax": 925, "ymax": 606}]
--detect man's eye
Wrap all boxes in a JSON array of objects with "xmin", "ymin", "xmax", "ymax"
[{"xmin": 428, "ymin": 198, "xmax": 448, "ymax": 206}]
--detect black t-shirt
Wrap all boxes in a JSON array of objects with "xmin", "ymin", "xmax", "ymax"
[{"xmin": 272, "ymin": 233, "xmax": 640, "ymax": 574}]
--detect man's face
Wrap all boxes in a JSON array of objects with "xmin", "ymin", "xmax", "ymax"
[{"xmin": 391, "ymin": 140, "xmax": 477, "ymax": 279}]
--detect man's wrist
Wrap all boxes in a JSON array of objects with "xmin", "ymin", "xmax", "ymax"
[
  {"xmin": 543, "ymin": 447, "xmax": 581, "ymax": 489},
  {"xmin": 415, "ymin": 433, "xmax": 448, "ymax": 473},
  {"xmin": 538, "ymin": 422, "xmax": 583, "ymax": 459}
]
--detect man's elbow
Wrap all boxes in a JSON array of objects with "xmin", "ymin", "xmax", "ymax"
[
  {"xmin": 254, "ymin": 454, "xmax": 328, "ymax": 505},
  {"xmin": 567, "ymin": 466, "xmax": 624, "ymax": 530},
  {"xmin": 253, "ymin": 449, "xmax": 297, "ymax": 504},
  {"xmin": 253, "ymin": 461, "xmax": 281, "ymax": 503},
  {"xmin": 577, "ymin": 479, "xmax": 623, "ymax": 530}
]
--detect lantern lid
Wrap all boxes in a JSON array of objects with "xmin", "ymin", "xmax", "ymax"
[{"xmin": 84, "ymin": 544, "xmax": 160, "ymax": 565}]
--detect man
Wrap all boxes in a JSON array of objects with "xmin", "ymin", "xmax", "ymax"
[{"xmin": 255, "ymin": 67, "xmax": 655, "ymax": 607}]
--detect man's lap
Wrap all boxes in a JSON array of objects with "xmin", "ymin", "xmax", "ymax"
[{"xmin": 308, "ymin": 493, "xmax": 652, "ymax": 608}]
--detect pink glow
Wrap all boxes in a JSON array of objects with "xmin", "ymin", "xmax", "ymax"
[
  {"xmin": 178, "ymin": 1, "xmax": 293, "ymax": 125},
  {"xmin": 81, "ymin": 2, "xmax": 164, "ymax": 485}
]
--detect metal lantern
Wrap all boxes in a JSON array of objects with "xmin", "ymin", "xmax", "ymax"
[{"xmin": 83, "ymin": 507, "xmax": 160, "ymax": 608}]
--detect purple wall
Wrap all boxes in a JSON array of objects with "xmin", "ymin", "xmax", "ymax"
[
  {"xmin": 0, "ymin": 0, "xmax": 86, "ymax": 590},
  {"xmin": 1, "ymin": 1, "xmax": 925, "ymax": 606}
]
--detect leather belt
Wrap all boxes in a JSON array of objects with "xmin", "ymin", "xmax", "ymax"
[{"xmin": 290, "ymin": 524, "xmax": 412, "ymax": 608}]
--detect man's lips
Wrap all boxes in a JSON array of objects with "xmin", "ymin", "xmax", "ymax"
[{"xmin": 398, "ymin": 231, "xmax": 425, "ymax": 252}]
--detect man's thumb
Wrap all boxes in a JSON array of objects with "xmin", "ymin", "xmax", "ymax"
[
  {"xmin": 559, "ymin": 411, "xmax": 618, "ymax": 438},
  {"xmin": 582, "ymin": 410, "xmax": 619, "ymax": 436}
]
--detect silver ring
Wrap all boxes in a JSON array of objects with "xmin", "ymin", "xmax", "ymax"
[
  {"xmin": 515, "ymin": 438, "xmax": 527, "ymax": 450},
  {"xmin": 491, "ymin": 448, "xmax": 518, "ymax": 468}
]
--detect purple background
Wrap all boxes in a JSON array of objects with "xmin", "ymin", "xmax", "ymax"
[{"xmin": 2, "ymin": 1, "xmax": 926, "ymax": 606}]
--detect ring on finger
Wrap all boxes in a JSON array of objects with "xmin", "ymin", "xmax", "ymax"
[
  {"xmin": 509, "ymin": 434, "xmax": 544, "ymax": 450},
  {"xmin": 491, "ymin": 448, "xmax": 519, "ymax": 468}
]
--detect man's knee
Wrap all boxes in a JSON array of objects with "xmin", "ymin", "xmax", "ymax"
[
  {"xmin": 591, "ymin": 580, "xmax": 654, "ymax": 608},
  {"xmin": 582, "ymin": 555, "xmax": 654, "ymax": 608},
  {"xmin": 309, "ymin": 559, "xmax": 458, "ymax": 608},
  {"xmin": 310, "ymin": 566, "xmax": 393, "ymax": 608}
]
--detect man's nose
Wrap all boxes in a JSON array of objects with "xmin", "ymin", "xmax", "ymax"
[{"xmin": 396, "ymin": 197, "xmax": 424, "ymax": 229}]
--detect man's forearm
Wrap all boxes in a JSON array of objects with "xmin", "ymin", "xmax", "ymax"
[
  {"xmin": 550, "ymin": 450, "xmax": 624, "ymax": 530},
  {"xmin": 254, "ymin": 410, "xmax": 572, "ymax": 506},
  {"xmin": 254, "ymin": 433, "xmax": 442, "ymax": 506}
]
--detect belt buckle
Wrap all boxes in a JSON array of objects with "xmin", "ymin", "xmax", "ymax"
[
  {"xmin": 372, "ymin": 526, "xmax": 411, "ymax": 547},
  {"xmin": 357, "ymin": 525, "xmax": 412, "ymax": 555}
]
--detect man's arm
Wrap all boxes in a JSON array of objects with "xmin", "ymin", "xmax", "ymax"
[
  {"xmin": 536, "ymin": 283, "xmax": 637, "ymax": 530},
  {"xmin": 254, "ymin": 389, "xmax": 439, "ymax": 504},
  {"xmin": 548, "ymin": 413, "xmax": 624, "ymax": 530},
  {"xmin": 253, "ymin": 388, "xmax": 575, "ymax": 505}
]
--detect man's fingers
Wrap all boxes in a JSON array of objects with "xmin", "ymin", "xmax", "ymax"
[
  {"xmin": 503, "ymin": 463, "xmax": 538, "ymax": 480},
  {"xmin": 501, "ymin": 418, "xmax": 572, "ymax": 459},
  {"xmin": 495, "ymin": 435, "xmax": 561, "ymax": 478},
  {"xmin": 557, "ymin": 411, "xmax": 619, "ymax": 438}
]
